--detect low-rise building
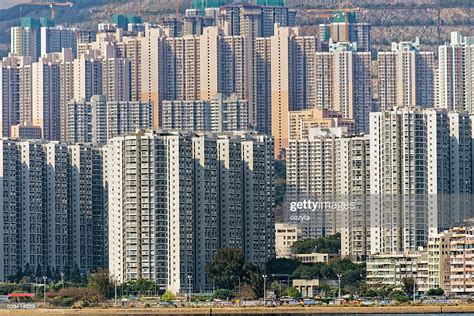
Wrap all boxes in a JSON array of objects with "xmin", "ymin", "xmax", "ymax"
[
  {"xmin": 366, "ymin": 252, "xmax": 429, "ymax": 293},
  {"xmin": 293, "ymin": 253, "xmax": 340, "ymax": 264},
  {"xmin": 428, "ymin": 223, "xmax": 474, "ymax": 295},
  {"xmin": 275, "ymin": 223, "xmax": 301, "ymax": 258},
  {"xmin": 292, "ymin": 279, "xmax": 338, "ymax": 298},
  {"xmin": 288, "ymin": 108, "xmax": 355, "ymax": 141}
]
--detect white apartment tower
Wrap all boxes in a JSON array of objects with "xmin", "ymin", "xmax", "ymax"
[
  {"xmin": 0, "ymin": 55, "xmax": 33, "ymax": 137},
  {"xmin": 377, "ymin": 38, "xmax": 435, "ymax": 110},
  {"xmin": 200, "ymin": 27, "xmax": 247, "ymax": 101},
  {"xmin": 331, "ymin": 42, "xmax": 372, "ymax": 134},
  {"xmin": 286, "ymin": 127, "xmax": 370, "ymax": 259},
  {"xmin": 370, "ymin": 109, "xmax": 473, "ymax": 254},
  {"xmin": 437, "ymin": 32, "xmax": 474, "ymax": 112},
  {"xmin": 0, "ymin": 140, "xmax": 106, "ymax": 281},
  {"xmin": 161, "ymin": 93, "xmax": 248, "ymax": 132},
  {"xmin": 106, "ymin": 130, "xmax": 274, "ymax": 293},
  {"xmin": 66, "ymin": 95, "xmax": 153, "ymax": 144}
]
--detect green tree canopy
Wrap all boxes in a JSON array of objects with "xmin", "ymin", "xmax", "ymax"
[
  {"xmin": 291, "ymin": 233, "xmax": 341, "ymax": 254},
  {"xmin": 206, "ymin": 248, "xmax": 246, "ymax": 290}
]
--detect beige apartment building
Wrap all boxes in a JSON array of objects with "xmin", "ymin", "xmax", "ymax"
[
  {"xmin": 377, "ymin": 38, "xmax": 435, "ymax": 110},
  {"xmin": 289, "ymin": 108, "xmax": 355, "ymax": 140},
  {"xmin": 428, "ymin": 224, "xmax": 474, "ymax": 295}
]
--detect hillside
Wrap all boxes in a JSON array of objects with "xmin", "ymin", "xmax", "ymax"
[{"xmin": 0, "ymin": 0, "xmax": 473, "ymax": 56}]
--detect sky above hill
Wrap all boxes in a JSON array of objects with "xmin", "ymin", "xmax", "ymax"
[{"xmin": 0, "ymin": 0, "xmax": 29, "ymax": 10}]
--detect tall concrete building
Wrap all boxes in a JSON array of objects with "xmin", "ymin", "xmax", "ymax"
[
  {"xmin": 32, "ymin": 50, "xmax": 74, "ymax": 141},
  {"xmin": 330, "ymin": 42, "xmax": 372, "ymax": 134},
  {"xmin": 318, "ymin": 11, "xmax": 371, "ymax": 52},
  {"xmin": 437, "ymin": 32, "xmax": 474, "ymax": 112},
  {"xmin": 0, "ymin": 55, "xmax": 33, "ymax": 137},
  {"xmin": 40, "ymin": 26, "xmax": 78, "ymax": 57},
  {"xmin": 163, "ymin": 35, "xmax": 201, "ymax": 101},
  {"xmin": 162, "ymin": 94, "xmax": 248, "ymax": 132},
  {"xmin": 370, "ymin": 109, "xmax": 473, "ymax": 255},
  {"xmin": 200, "ymin": 27, "xmax": 247, "ymax": 101},
  {"xmin": 66, "ymin": 95, "xmax": 153, "ymax": 144},
  {"xmin": 106, "ymin": 130, "xmax": 274, "ymax": 293},
  {"xmin": 101, "ymin": 57, "xmax": 130, "ymax": 102},
  {"xmin": 0, "ymin": 140, "xmax": 106, "ymax": 281},
  {"xmin": 286, "ymin": 127, "xmax": 370, "ymax": 258},
  {"xmin": 270, "ymin": 25, "xmax": 317, "ymax": 158},
  {"xmin": 253, "ymin": 37, "xmax": 272, "ymax": 135},
  {"xmin": 73, "ymin": 49, "xmax": 103, "ymax": 102},
  {"xmin": 11, "ymin": 27, "xmax": 39, "ymax": 60},
  {"xmin": 377, "ymin": 38, "xmax": 435, "ymax": 110}
]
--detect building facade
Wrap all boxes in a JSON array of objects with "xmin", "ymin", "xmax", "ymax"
[
  {"xmin": 0, "ymin": 139, "xmax": 106, "ymax": 281},
  {"xmin": 106, "ymin": 130, "xmax": 274, "ymax": 293}
]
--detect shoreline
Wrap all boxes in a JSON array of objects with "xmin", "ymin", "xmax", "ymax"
[{"xmin": 3, "ymin": 305, "xmax": 474, "ymax": 314}]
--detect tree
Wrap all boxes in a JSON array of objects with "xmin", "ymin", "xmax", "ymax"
[
  {"xmin": 70, "ymin": 264, "xmax": 83, "ymax": 285},
  {"xmin": 402, "ymin": 277, "xmax": 417, "ymax": 296},
  {"xmin": 291, "ymin": 234, "xmax": 341, "ymax": 254},
  {"xmin": 36, "ymin": 264, "xmax": 43, "ymax": 279},
  {"xmin": 286, "ymin": 287, "xmax": 301, "ymax": 299},
  {"xmin": 426, "ymin": 288, "xmax": 444, "ymax": 296},
  {"xmin": 390, "ymin": 290, "xmax": 410, "ymax": 303},
  {"xmin": 206, "ymin": 248, "xmax": 246, "ymax": 290},
  {"xmin": 88, "ymin": 269, "xmax": 113, "ymax": 299},
  {"xmin": 161, "ymin": 290, "xmax": 175, "ymax": 302},
  {"xmin": 266, "ymin": 258, "xmax": 300, "ymax": 276},
  {"xmin": 242, "ymin": 262, "xmax": 264, "ymax": 298}
]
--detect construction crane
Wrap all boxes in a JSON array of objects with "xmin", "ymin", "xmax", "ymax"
[{"xmin": 24, "ymin": 1, "xmax": 74, "ymax": 20}]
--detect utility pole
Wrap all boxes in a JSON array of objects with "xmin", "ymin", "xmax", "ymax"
[
  {"xmin": 114, "ymin": 277, "xmax": 117, "ymax": 307},
  {"xmin": 188, "ymin": 275, "xmax": 193, "ymax": 303},
  {"xmin": 262, "ymin": 275, "xmax": 267, "ymax": 306},
  {"xmin": 42, "ymin": 276, "xmax": 47, "ymax": 307},
  {"xmin": 337, "ymin": 274, "xmax": 342, "ymax": 305}
]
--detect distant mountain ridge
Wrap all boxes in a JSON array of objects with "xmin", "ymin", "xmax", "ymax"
[{"xmin": 0, "ymin": 0, "xmax": 473, "ymax": 57}]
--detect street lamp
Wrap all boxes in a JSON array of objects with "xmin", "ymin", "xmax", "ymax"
[
  {"xmin": 114, "ymin": 277, "xmax": 117, "ymax": 307},
  {"xmin": 187, "ymin": 275, "xmax": 193, "ymax": 303},
  {"xmin": 42, "ymin": 276, "xmax": 47, "ymax": 307},
  {"xmin": 336, "ymin": 274, "xmax": 342, "ymax": 305},
  {"xmin": 262, "ymin": 274, "xmax": 267, "ymax": 306},
  {"xmin": 60, "ymin": 272, "xmax": 65, "ymax": 290}
]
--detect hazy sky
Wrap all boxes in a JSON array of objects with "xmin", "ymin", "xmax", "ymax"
[{"xmin": 0, "ymin": 0, "xmax": 30, "ymax": 10}]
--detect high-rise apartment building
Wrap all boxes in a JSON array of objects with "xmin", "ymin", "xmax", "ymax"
[
  {"xmin": 254, "ymin": 37, "xmax": 271, "ymax": 134},
  {"xmin": 66, "ymin": 95, "xmax": 153, "ymax": 144},
  {"xmin": 270, "ymin": 25, "xmax": 317, "ymax": 158},
  {"xmin": 331, "ymin": 42, "xmax": 372, "ymax": 134},
  {"xmin": 437, "ymin": 32, "xmax": 474, "ymax": 112},
  {"xmin": 32, "ymin": 50, "xmax": 74, "ymax": 141},
  {"xmin": 106, "ymin": 130, "xmax": 274, "ymax": 293},
  {"xmin": 370, "ymin": 109, "xmax": 473, "ymax": 255},
  {"xmin": 162, "ymin": 94, "xmax": 248, "ymax": 132},
  {"xmin": 40, "ymin": 26, "xmax": 78, "ymax": 57},
  {"xmin": 0, "ymin": 140, "xmax": 106, "ymax": 281},
  {"xmin": 377, "ymin": 38, "xmax": 435, "ymax": 110},
  {"xmin": 319, "ymin": 11, "xmax": 371, "ymax": 52},
  {"xmin": 286, "ymin": 127, "xmax": 370, "ymax": 259},
  {"xmin": 200, "ymin": 27, "xmax": 247, "ymax": 101},
  {"xmin": 11, "ymin": 27, "xmax": 39, "ymax": 60},
  {"xmin": 0, "ymin": 55, "xmax": 33, "ymax": 137}
]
